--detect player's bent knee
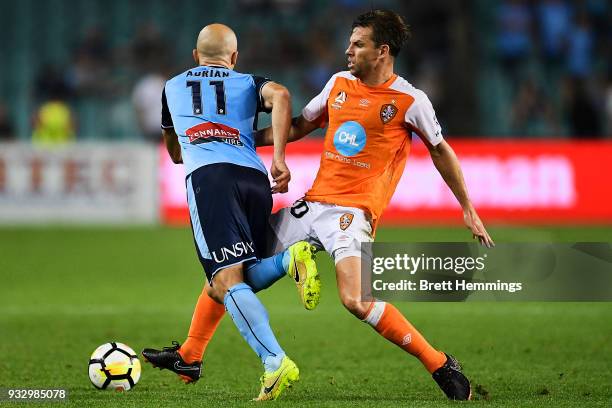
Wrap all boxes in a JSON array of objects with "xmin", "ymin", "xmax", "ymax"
[
  {"xmin": 207, "ymin": 286, "xmax": 226, "ymax": 304},
  {"xmin": 205, "ymin": 285, "xmax": 224, "ymax": 304},
  {"xmin": 340, "ymin": 295, "xmax": 370, "ymax": 319},
  {"xmin": 208, "ymin": 264, "xmax": 245, "ymax": 303}
]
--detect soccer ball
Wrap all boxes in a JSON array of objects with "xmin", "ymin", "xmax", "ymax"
[{"xmin": 88, "ymin": 342, "xmax": 141, "ymax": 390}]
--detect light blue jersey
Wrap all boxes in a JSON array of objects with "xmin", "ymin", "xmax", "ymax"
[{"xmin": 161, "ymin": 65, "xmax": 270, "ymax": 176}]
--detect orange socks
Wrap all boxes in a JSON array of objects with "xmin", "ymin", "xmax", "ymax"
[
  {"xmin": 363, "ymin": 302, "xmax": 447, "ymax": 373},
  {"xmin": 178, "ymin": 288, "xmax": 225, "ymax": 364},
  {"xmin": 178, "ymin": 291, "xmax": 445, "ymax": 373}
]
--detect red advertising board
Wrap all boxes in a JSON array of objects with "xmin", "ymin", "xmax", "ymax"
[{"xmin": 160, "ymin": 138, "xmax": 612, "ymax": 225}]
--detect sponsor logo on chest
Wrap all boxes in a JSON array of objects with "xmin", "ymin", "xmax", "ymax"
[{"xmin": 333, "ymin": 121, "xmax": 366, "ymax": 157}]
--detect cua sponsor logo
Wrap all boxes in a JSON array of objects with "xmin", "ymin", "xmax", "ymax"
[{"xmin": 212, "ymin": 241, "xmax": 255, "ymax": 263}]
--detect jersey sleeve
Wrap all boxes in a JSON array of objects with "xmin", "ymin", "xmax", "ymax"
[
  {"xmin": 253, "ymin": 75, "xmax": 272, "ymax": 114},
  {"xmin": 301, "ymin": 74, "xmax": 340, "ymax": 128},
  {"xmin": 404, "ymin": 92, "xmax": 443, "ymax": 146},
  {"xmin": 161, "ymin": 87, "xmax": 174, "ymax": 129}
]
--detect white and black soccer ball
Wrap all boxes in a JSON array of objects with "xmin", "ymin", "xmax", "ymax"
[{"xmin": 88, "ymin": 342, "xmax": 141, "ymax": 390}]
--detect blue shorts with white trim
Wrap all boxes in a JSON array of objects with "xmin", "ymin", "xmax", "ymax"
[{"xmin": 186, "ymin": 163, "xmax": 273, "ymax": 283}]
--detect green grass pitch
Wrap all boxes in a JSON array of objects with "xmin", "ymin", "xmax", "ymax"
[{"xmin": 1, "ymin": 226, "xmax": 611, "ymax": 407}]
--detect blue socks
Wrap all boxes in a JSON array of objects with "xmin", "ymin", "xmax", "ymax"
[
  {"xmin": 222, "ymin": 251, "xmax": 291, "ymax": 371},
  {"xmin": 224, "ymin": 282, "xmax": 285, "ymax": 372},
  {"xmin": 244, "ymin": 250, "xmax": 289, "ymax": 292}
]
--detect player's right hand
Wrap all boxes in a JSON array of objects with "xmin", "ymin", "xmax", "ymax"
[{"xmin": 271, "ymin": 159, "xmax": 291, "ymax": 194}]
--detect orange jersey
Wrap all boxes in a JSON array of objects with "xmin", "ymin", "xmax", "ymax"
[{"xmin": 302, "ymin": 71, "xmax": 443, "ymax": 230}]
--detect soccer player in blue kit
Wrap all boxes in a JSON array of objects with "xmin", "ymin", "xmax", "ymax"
[{"xmin": 142, "ymin": 24, "xmax": 320, "ymax": 401}]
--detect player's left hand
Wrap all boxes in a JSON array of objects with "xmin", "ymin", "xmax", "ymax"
[
  {"xmin": 271, "ymin": 158, "xmax": 291, "ymax": 194},
  {"xmin": 463, "ymin": 206, "xmax": 495, "ymax": 248}
]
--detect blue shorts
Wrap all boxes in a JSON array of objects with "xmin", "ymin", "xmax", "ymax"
[{"xmin": 186, "ymin": 163, "xmax": 273, "ymax": 283}]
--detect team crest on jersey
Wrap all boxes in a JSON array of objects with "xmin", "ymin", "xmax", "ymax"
[
  {"xmin": 380, "ymin": 104, "xmax": 398, "ymax": 124},
  {"xmin": 339, "ymin": 213, "xmax": 354, "ymax": 231},
  {"xmin": 185, "ymin": 122, "xmax": 243, "ymax": 146},
  {"xmin": 332, "ymin": 91, "xmax": 347, "ymax": 109}
]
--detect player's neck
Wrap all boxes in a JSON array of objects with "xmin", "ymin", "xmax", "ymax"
[
  {"xmin": 359, "ymin": 65, "xmax": 395, "ymax": 87},
  {"xmin": 198, "ymin": 58, "xmax": 232, "ymax": 69}
]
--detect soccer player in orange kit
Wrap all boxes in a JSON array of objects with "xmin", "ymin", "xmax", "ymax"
[
  {"xmin": 259, "ymin": 9, "xmax": 494, "ymax": 400},
  {"xmin": 150, "ymin": 10, "xmax": 494, "ymax": 401}
]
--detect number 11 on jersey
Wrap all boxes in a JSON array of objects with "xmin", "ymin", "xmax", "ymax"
[{"xmin": 186, "ymin": 81, "xmax": 226, "ymax": 115}]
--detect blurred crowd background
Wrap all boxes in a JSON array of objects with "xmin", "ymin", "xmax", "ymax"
[{"xmin": 0, "ymin": 0, "xmax": 610, "ymax": 143}]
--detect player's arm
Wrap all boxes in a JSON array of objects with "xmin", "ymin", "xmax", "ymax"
[
  {"xmin": 160, "ymin": 87, "xmax": 182, "ymax": 164},
  {"xmin": 255, "ymin": 115, "xmax": 319, "ymax": 147},
  {"xmin": 256, "ymin": 73, "xmax": 334, "ymax": 147},
  {"xmin": 260, "ymin": 81, "xmax": 292, "ymax": 193},
  {"xmin": 424, "ymin": 138, "xmax": 494, "ymax": 247},
  {"xmin": 162, "ymin": 128, "xmax": 182, "ymax": 164},
  {"xmin": 407, "ymin": 93, "xmax": 493, "ymax": 247}
]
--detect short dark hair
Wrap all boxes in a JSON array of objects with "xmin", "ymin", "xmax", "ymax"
[{"xmin": 352, "ymin": 9, "xmax": 410, "ymax": 57}]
